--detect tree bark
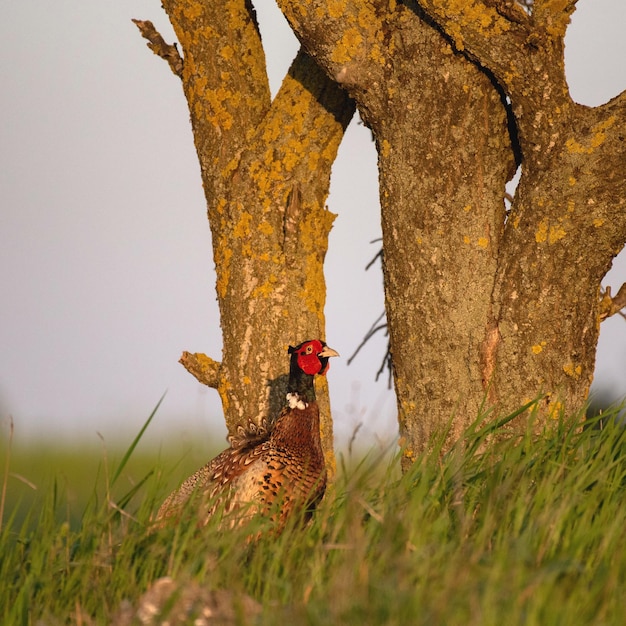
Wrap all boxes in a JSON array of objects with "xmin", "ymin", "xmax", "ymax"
[
  {"xmin": 417, "ymin": 0, "xmax": 626, "ymax": 419},
  {"xmin": 139, "ymin": 0, "xmax": 626, "ymax": 467},
  {"xmin": 278, "ymin": 0, "xmax": 626, "ymax": 461},
  {"xmin": 278, "ymin": 0, "xmax": 515, "ymax": 464},
  {"xmin": 137, "ymin": 1, "xmax": 355, "ymax": 470}
]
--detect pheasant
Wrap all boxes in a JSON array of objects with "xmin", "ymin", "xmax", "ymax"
[{"xmin": 156, "ymin": 339, "xmax": 339, "ymax": 529}]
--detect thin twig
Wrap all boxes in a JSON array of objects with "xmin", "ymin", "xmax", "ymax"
[
  {"xmin": 365, "ymin": 248, "xmax": 383, "ymax": 271},
  {"xmin": 375, "ymin": 344, "xmax": 393, "ymax": 389},
  {"xmin": 347, "ymin": 312, "xmax": 387, "ymax": 365}
]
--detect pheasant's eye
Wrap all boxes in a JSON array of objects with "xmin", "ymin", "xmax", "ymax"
[{"xmin": 305, "ymin": 345, "xmax": 313, "ymax": 354}]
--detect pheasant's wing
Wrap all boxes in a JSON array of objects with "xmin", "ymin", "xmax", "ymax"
[{"xmin": 155, "ymin": 438, "xmax": 272, "ymax": 523}]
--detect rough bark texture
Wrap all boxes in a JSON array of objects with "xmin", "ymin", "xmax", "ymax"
[
  {"xmin": 417, "ymin": 0, "xmax": 626, "ymax": 420},
  {"xmin": 137, "ymin": 1, "xmax": 355, "ymax": 470},
  {"xmin": 278, "ymin": 0, "xmax": 515, "ymax": 464},
  {"xmin": 139, "ymin": 0, "xmax": 626, "ymax": 468},
  {"xmin": 277, "ymin": 0, "xmax": 626, "ymax": 463}
]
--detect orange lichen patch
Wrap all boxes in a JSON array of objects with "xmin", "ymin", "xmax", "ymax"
[
  {"xmin": 308, "ymin": 151, "xmax": 320, "ymax": 171},
  {"xmin": 327, "ymin": 0, "xmax": 345, "ymax": 18},
  {"xmin": 590, "ymin": 115, "xmax": 616, "ymax": 147},
  {"xmin": 217, "ymin": 376, "xmax": 232, "ymax": 412},
  {"xmin": 531, "ymin": 342, "xmax": 546, "ymax": 354},
  {"xmin": 189, "ymin": 80, "xmax": 241, "ymax": 131},
  {"xmin": 463, "ymin": 235, "xmax": 471, "ymax": 245},
  {"xmin": 593, "ymin": 218, "xmax": 605, "ymax": 228},
  {"xmin": 258, "ymin": 221, "xmax": 274, "ymax": 236},
  {"xmin": 369, "ymin": 44, "xmax": 386, "ymax": 64},
  {"xmin": 566, "ymin": 115, "xmax": 616, "ymax": 154},
  {"xmin": 293, "ymin": 206, "xmax": 335, "ymax": 314},
  {"xmin": 181, "ymin": 2, "xmax": 203, "ymax": 20},
  {"xmin": 548, "ymin": 399, "xmax": 564, "ymax": 420},
  {"xmin": 432, "ymin": 0, "xmax": 511, "ymax": 51},
  {"xmin": 215, "ymin": 242, "xmax": 233, "ymax": 298},
  {"xmin": 565, "ymin": 138, "xmax": 587, "ymax": 154},
  {"xmin": 548, "ymin": 224, "xmax": 566, "ymax": 244},
  {"xmin": 330, "ymin": 27, "xmax": 364, "ymax": 64},
  {"xmin": 535, "ymin": 219, "xmax": 548, "ymax": 243},
  {"xmin": 402, "ymin": 447, "xmax": 416, "ymax": 463},
  {"xmin": 219, "ymin": 44, "xmax": 235, "ymax": 60},
  {"xmin": 536, "ymin": 0, "xmax": 574, "ymax": 39},
  {"xmin": 300, "ymin": 257, "xmax": 327, "ymax": 314},
  {"xmin": 233, "ymin": 212, "xmax": 253, "ymax": 238},
  {"xmin": 251, "ymin": 275, "xmax": 278, "ymax": 299},
  {"xmin": 535, "ymin": 218, "xmax": 566, "ymax": 244},
  {"xmin": 563, "ymin": 362, "xmax": 582, "ymax": 379},
  {"xmin": 477, "ymin": 237, "xmax": 489, "ymax": 249},
  {"xmin": 215, "ymin": 198, "xmax": 227, "ymax": 215}
]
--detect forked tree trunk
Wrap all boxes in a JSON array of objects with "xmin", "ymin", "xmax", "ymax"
[
  {"xmin": 136, "ymin": 2, "xmax": 355, "ymax": 470},
  {"xmin": 278, "ymin": 0, "xmax": 626, "ymax": 463}
]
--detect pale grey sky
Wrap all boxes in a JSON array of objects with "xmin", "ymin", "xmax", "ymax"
[{"xmin": 0, "ymin": 1, "xmax": 625, "ymax": 451}]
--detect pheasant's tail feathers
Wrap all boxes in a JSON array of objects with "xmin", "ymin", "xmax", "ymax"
[{"xmin": 228, "ymin": 418, "xmax": 270, "ymax": 449}]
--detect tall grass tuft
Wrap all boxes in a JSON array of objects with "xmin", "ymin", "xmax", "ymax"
[{"xmin": 2, "ymin": 403, "xmax": 626, "ymax": 624}]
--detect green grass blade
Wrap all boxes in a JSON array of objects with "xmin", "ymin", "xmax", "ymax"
[{"xmin": 110, "ymin": 391, "xmax": 166, "ymax": 488}]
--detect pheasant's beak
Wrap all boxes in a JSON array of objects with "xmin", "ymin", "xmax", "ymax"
[{"xmin": 318, "ymin": 346, "xmax": 339, "ymax": 359}]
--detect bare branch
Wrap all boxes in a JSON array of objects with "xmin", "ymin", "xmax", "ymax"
[
  {"xmin": 179, "ymin": 352, "xmax": 221, "ymax": 388},
  {"xmin": 132, "ymin": 19, "xmax": 183, "ymax": 78},
  {"xmin": 347, "ymin": 312, "xmax": 387, "ymax": 366},
  {"xmin": 599, "ymin": 285, "xmax": 626, "ymax": 321}
]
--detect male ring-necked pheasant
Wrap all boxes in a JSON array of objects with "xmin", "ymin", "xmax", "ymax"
[{"xmin": 156, "ymin": 339, "xmax": 339, "ymax": 528}]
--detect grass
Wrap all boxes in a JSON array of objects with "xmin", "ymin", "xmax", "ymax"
[{"xmin": 2, "ymin": 403, "xmax": 626, "ymax": 625}]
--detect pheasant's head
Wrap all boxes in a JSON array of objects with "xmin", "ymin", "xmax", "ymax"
[
  {"xmin": 286, "ymin": 340, "xmax": 339, "ymax": 406},
  {"xmin": 289, "ymin": 339, "xmax": 339, "ymax": 376}
]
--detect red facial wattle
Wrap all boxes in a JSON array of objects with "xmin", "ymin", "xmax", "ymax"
[{"xmin": 296, "ymin": 340, "xmax": 326, "ymax": 375}]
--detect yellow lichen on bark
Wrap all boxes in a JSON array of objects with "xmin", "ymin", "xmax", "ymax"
[
  {"xmin": 534, "ymin": 0, "xmax": 574, "ymax": 39},
  {"xmin": 233, "ymin": 212, "xmax": 253, "ymax": 238},
  {"xmin": 330, "ymin": 27, "xmax": 364, "ymax": 64},
  {"xmin": 562, "ymin": 361, "xmax": 582, "ymax": 379},
  {"xmin": 535, "ymin": 218, "xmax": 566, "ymax": 244},
  {"xmin": 215, "ymin": 234, "xmax": 233, "ymax": 298},
  {"xmin": 566, "ymin": 116, "xmax": 616, "ymax": 154},
  {"xmin": 428, "ymin": 0, "xmax": 510, "ymax": 51}
]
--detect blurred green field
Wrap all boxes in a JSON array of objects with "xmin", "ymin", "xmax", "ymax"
[{"xmin": 1, "ymin": 421, "xmax": 225, "ymax": 531}]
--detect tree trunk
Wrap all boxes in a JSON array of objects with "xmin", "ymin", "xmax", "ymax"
[
  {"xmin": 278, "ymin": 0, "xmax": 626, "ymax": 461},
  {"xmin": 136, "ymin": 1, "xmax": 355, "ymax": 470},
  {"xmin": 417, "ymin": 0, "xmax": 626, "ymax": 422},
  {"xmin": 278, "ymin": 0, "xmax": 515, "ymax": 464}
]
